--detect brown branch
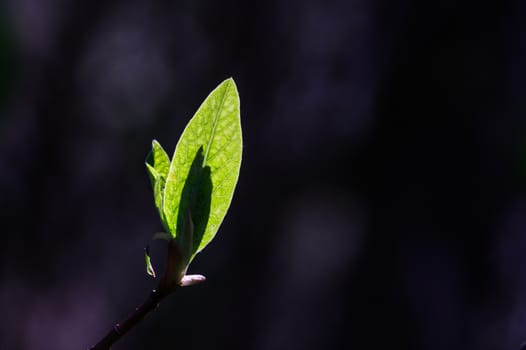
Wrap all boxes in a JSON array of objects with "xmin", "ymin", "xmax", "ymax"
[
  {"xmin": 89, "ymin": 288, "xmax": 171, "ymax": 350},
  {"xmin": 90, "ymin": 239, "xmax": 206, "ymax": 349}
]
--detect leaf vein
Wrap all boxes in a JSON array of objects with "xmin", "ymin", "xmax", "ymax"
[{"xmin": 202, "ymin": 83, "xmax": 230, "ymax": 167}]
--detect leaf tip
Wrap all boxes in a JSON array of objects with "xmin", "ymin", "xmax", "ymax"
[{"xmin": 222, "ymin": 77, "xmax": 237, "ymax": 90}]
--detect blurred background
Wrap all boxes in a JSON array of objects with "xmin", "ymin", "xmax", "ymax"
[{"xmin": 0, "ymin": 0, "xmax": 525, "ymax": 349}]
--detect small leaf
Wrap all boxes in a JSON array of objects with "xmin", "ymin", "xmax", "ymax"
[
  {"xmin": 144, "ymin": 232, "xmax": 171, "ymax": 279},
  {"xmin": 145, "ymin": 162, "xmax": 159, "ymax": 189},
  {"xmin": 145, "ymin": 245, "xmax": 156, "ymax": 278},
  {"xmin": 146, "ymin": 140, "xmax": 171, "ymax": 231},
  {"xmin": 151, "ymin": 140, "xmax": 171, "ymax": 178},
  {"xmin": 145, "ymin": 140, "xmax": 170, "ymax": 185},
  {"xmin": 163, "ymin": 78, "xmax": 242, "ymax": 261}
]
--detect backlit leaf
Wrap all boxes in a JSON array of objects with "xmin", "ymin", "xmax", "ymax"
[
  {"xmin": 145, "ymin": 140, "xmax": 171, "ymax": 231},
  {"xmin": 163, "ymin": 78, "xmax": 242, "ymax": 261}
]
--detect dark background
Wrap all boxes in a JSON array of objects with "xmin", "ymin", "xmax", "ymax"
[{"xmin": 0, "ymin": 0, "xmax": 525, "ymax": 349}]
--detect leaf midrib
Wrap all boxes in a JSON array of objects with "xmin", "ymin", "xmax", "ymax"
[{"xmin": 202, "ymin": 81, "xmax": 230, "ymax": 168}]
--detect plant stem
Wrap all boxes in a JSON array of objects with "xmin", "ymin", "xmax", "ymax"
[{"xmin": 89, "ymin": 288, "xmax": 171, "ymax": 350}]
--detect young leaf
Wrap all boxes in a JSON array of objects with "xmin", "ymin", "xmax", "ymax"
[
  {"xmin": 145, "ymin": 140, "xmax": 170, "ymax": 185},
  {"xmin": 143, "ymin": 232, "xmax": 171, "ymax": 278},
  {"xmin": 144, "ymin": 245, "xmax": 156, "ymax": 278},
  {"xmin": 163, "ymin": 78, "xmax": 242, "ymax": 261},
  {"xmin": 145, "ymin": 140, "xmax": 171, "ymax": 231}
]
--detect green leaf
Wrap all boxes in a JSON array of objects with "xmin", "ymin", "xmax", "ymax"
[
  {"xmin": 145, "ymin": 140, "xmax": 171, "ymax": 231},
  {"xmin": 145, "ymin": 245, "xmax": 156, "ymax": 278},
  {"xmin": 151, "ymin": 140, "xmax": 171, "ymax": 178},
  {"xmin": 143, "ymin": 232, "xmax": 171, "ymax": 278},
  {"xmin": 163, "ymin": 78, "xmax": 242, "ymax": 261}
]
